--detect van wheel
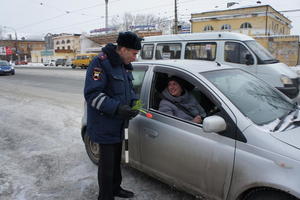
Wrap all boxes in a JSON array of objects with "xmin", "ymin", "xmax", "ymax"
[
  {"xmin": 243, "ymin": 189, "xmax": 297, "ymax": 200},
  {"xmin": 72, "ymin": 65, "xmax": 75, "ymax": 69},
  {"xmin": 84, "ymin": 133, "xmax": 100, "ymax": 165}
]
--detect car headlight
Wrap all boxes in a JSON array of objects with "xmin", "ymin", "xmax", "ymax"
[
  {"xmin": 281, "ymin": 76, "xmax": 293, "ymax": 85},
  {"xmin": 11, "ymin": 66, "xmax": 14, "ymax": 69}
]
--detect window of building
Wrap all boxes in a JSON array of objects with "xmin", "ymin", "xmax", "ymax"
[
  {"xmin": 57, "ymin": 47, "xmax": 60, "ymax": 50},
  {"xmin": 56, "ymin": 41, "xmax": 60, "ymax": 45},
  {"xmin": 62, "ymin": 47, "xmax": 65, "ymax": 50},
  {"xmin": 67, "ymin": 40, "xmax": 70, "ymax": 43},
  {"xmin": 62, "ymin": 40, "xmax": 65, "ymax": 44},
  {"xmin": 204, "ymin": 25, "xmax": 214, "ymax": 31},
  {"xmin": 221, "ymin": 24, "xmax": 231, "ymax": 30},
  {"xmin": 67, "ymin": 46, "xmax": 71, "ymax": 50},
  {"xmin": 240, "ymin": 22, "xmax": 252, "ymax": 29},
  {"xmin": 185, "ymin": 42, "xmax": 217, "ymax": 61}
]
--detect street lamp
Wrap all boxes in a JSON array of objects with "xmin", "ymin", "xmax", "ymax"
[{"xmin": 3, "ymin": 26, "xmax": 18, "ymax": 62}]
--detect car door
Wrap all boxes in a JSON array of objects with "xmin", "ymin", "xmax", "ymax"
[{"xmin": 138, "ymin": 66, "xmax": 237, "ymax": 200}]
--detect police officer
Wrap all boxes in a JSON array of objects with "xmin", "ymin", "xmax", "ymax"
[{"xmin": 84, "ymin": 32, "xmax": 142, "ymax": 200}]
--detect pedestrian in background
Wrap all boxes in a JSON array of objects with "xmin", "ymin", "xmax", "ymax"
[{"xmin": 84, "ymin": 31, "xmax": 143, "ymax": 200}]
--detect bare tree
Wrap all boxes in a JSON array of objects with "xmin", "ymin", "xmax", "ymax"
[{"xmin": 110, "ymin": 13, "xmax": 171, "ymax": 32}]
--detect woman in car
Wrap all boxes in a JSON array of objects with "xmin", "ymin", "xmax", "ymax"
[{"xmin": 159, "ymin": 76, "xmax": 206, "ymax": 124}]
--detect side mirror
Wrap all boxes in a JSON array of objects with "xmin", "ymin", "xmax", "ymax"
[
  {"xmin": 245, "ymin": 54, "xmax": 254, "ymax": 65},
  {"xmin": 203, "ymin": 115, "xmax": 226, "ymax": 133}
]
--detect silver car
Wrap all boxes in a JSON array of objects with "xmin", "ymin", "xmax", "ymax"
[{"xmin": 81, "ymin": 60, "xmax": 300, "ymax": 200}]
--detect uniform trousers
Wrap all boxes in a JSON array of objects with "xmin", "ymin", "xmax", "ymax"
[{"xmin": 98, "ymin": 142, "xmax": 122, "ymax": 200}]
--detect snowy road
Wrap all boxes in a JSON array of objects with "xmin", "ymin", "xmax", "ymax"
[{"xmin": 0, "ymin": 67, "xmax": 197, "ymax": 200}]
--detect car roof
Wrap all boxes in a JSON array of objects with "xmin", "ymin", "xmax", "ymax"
[
  {"xmin": 142, "ymin": 32, "xmax": 254, "ymax": 43},
  {"xmin": 133, "ymin": 59, "xmax": 236, "ymax": 74}
]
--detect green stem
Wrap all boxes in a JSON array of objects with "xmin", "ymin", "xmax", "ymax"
[{"xmin": 138, "ymin": 108, "xmax": 147, "ymax": 114}]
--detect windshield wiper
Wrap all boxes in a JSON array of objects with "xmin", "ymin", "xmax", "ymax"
[
  {"xmin": 263, "ymin": 59, "xmax": 279, "ymax": 64},
  {"xmin": 281, "ymin": 106, "xmax": 300, "ymax": 131},
  {"xmin": 272, "ymin": 109, "xmax": 294, "ymax": 131}
]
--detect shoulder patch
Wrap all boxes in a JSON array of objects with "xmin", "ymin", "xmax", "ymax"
[
  {"xmin": 93, "ymin": 67, "xmax": 103, "ymax": 80},
  {"xmin": 98, "ymin": 52, "xmax": 107, "ymax": 60}
]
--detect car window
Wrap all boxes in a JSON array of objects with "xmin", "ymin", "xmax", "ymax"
[
  {"xmin": 224, "ymin": 42, "xmax": 251, "ymax": 64},
  {"xmin": 150, "ymin": 71, "xmax": 216, "ymax": 123},
  {"xmin": 0, "ymin": 61, "xmax": 9, "ymax": 66},
  {"xmin": 203, "ymin": 69, "xmax": 294, "ymax": 125},
  {"xmin": 132, "ymin": 66, "xmax": 148, "ymax": 98},
  {"xmin": 141, "ymin": 44, "xmax": 154, "ymax": 59},
  {"xmin": 185, "ymin": 42, "xmax": 217, "ymax": 61},
  {"xmin": 155, "ymin": 43, "xmax": 181, "ymax": 59}
]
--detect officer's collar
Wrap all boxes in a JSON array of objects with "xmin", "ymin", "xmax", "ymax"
[{"xmin": 102, "ymin": 43, "xmax": 133, "ymax": 70}]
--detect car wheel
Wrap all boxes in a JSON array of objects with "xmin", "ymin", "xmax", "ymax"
[
  {"xmin": 72, "ymin": 65, "xmax": 76, "ymax": 69},
  {"xmin": 243, "ymin": 189, "xmax": 297, "ymax": 200},
  {"xmin": 84, "ymin": 133, "xmax": 100, "ymax": 165},
  {"xmin": 11, "ymin": 71, "xmax": 15, "ymax": 75}
]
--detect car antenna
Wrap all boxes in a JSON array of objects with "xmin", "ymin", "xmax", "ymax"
[{"xmin": 216, "ymin": 62, "xmax": 221, "ymax": 66}]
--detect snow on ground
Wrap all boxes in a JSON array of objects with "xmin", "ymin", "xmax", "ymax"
[{"xmin": 0, "ymin": 86, "xmax": 98, "ymax": 200}]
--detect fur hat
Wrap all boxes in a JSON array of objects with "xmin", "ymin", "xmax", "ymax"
[{"xmin": 116, "ymin": 32, "xmax": 143, "ymax": 50}]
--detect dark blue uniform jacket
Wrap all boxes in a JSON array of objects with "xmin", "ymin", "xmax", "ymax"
[{"xmin": 84, "ymin": 43, "xmax": 137, "ymax": 144}]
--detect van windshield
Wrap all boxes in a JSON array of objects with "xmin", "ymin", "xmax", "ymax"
[
  {"xmin": 245, "ymin": 40, "xmax": 278, "ymax": 64},
  {"xmin": 203, "ymin": 69, "xmax": 294, "ymax": 125}
]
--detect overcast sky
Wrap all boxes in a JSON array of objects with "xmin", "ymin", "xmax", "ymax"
[{"xmin": 1, "ymin": 0, "xmax": 300, "ymax": 39}]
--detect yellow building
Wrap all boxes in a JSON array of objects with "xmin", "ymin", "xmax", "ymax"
[{"xmin": 191, "ymin": 4, "xmax": 291, "ymax": 36}]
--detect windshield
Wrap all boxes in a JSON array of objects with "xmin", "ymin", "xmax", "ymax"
[
  {"xmin": 245, "ymin": 40, "xmax": 278, "ymax": 63},
  {"xmin": 202, "ymin": 69, "xmax": 294, "ymax": 125},
  {"xmin": 0, "ymin": 61, "xmax": 9, "ymax": 66}
]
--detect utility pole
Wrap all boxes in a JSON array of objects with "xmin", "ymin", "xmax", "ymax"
[
  {"xmin": 105, "ymin": 0, "xmax": 108, "ymax": 32},
  {"xmin": 174, "ymin": 0, "xmax": 178, "ymax": 34}
]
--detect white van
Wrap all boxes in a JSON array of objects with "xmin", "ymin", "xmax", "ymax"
[{"xmin": 139, "ymin": 32, "xmax": 300, "ymax": 102}]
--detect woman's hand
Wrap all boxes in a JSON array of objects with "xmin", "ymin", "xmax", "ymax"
[{"xmin": 192, "ymin": 115, "xmax": 202, "ymax": 124}]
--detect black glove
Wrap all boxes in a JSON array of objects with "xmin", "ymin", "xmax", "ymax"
[{"xmin": 116, "ymin": 105, "xmax": 139, "ymax": 119}]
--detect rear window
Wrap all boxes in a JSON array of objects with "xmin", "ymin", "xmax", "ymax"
[
  {"xmin": 155, "ymin": 43, "xmax": 181, "ymax": 60},
  {"xmin": 185, "ymin": 42, "xmax": 216, "ymax": 61},
  {"xmin": 141, "ymin": 44, "xmax": 154, "ymax": 59},
  {"xmin": 76, "ymin": 56, "xmax": 82, "ymax": 59}
]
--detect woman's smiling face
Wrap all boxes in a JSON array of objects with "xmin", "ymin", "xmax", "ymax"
[{"xmin": 167, "ymin": 80, "xmax": 183, "ymax": 97}]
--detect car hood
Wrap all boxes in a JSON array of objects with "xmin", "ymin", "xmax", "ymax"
[
  {"xmin": 266, "ymin": 63, "xmax": 298, "ymax": 78},
  {"xmin": 271, "ymin": 127, "xmax": 300, "ymax": 150}
]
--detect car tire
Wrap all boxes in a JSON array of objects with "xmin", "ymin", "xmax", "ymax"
[
  {"xmin": 83, "ymin": 133, "xmax": 100, "ymax": 165},
  {"xmin": 72, "ymin": 65, "xmax": 75, "ymax": 69},
  {"xmin": 243, "ymin": 189, "xmax": 297, "ymax": 200},
  {"xmin": 11, "ymin": 71, "xmax": 15, "ymax": 75}
]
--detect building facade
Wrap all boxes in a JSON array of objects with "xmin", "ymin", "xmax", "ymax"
[
  {"xmin": 191, "ymin": 4, "xmax": 292, "ymax": 36},
  {"xmin": 0, "ymin": 39, "xmax": 45, "ymax": 62},
  {"xmin": 52, "ymin": 33, "xmax": 81, "ymax": 60}
]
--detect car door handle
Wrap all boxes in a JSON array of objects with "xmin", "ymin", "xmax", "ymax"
[{"xmin": 143, "ymin": 128, "xmax": 159, "ymax": 138}]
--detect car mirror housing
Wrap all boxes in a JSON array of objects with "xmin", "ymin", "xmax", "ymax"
[{"xmin": 203, "ymin": 115, "xmax": 226, "ymax": 133}]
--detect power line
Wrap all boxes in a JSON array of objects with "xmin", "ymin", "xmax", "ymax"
[{"xmin": 16, "ymin": 0, "xmax": 120, "ymax": 30}]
